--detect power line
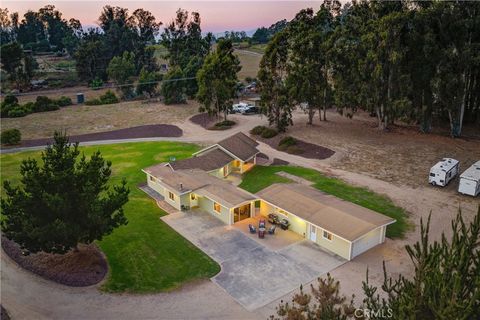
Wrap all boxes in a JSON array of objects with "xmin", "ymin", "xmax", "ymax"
[{"xmin": 3, "ymin": 77, "xmax": 197, "ymax": 97}]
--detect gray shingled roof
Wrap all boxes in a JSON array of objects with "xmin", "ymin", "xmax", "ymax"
[
  {"xmin": 217, "ymin": 132, "xmax": 259, "ymax": 161},
  {"xmin": 169, "ymin": 148, "xmax": 234, "ymax": 171}
]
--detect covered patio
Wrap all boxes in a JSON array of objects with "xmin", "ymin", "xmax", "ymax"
[{"xmin": 233, "ymin": 214, "xmax": 304, "ymax": 251}]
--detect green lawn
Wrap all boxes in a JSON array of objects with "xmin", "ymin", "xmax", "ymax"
[
  {"xmin": 0, "ymin": 142, "xmax": 220, "ymax": 293},
  {"xmin": 239, "ymin": 166, "xmax": 410, "ymax": 239}
]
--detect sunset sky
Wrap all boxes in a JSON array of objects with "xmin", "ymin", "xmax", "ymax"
[{"xmin": 3, "ymin": 1, "xmax": 325, "ymax": 33}]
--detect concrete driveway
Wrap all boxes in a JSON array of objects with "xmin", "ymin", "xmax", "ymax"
[{"xmin": 162, "ymin": 210, "xmax": 346, "ymax": 311}]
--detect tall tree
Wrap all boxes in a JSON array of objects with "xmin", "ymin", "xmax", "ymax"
[
  {"xmin": 257, "ymin": 31, "xmax": 293, "ymax": 132},
  {"xmin": 74, "ymin": 28, "xmax": 109, "ymax": 82},
  {"xmin": 107, "ymin": 51, "xmax": 136, "ymax": 97},
  {"xmin": 196, "ymin": 39, "xmax": 241, "ymax": 120},
  {"xmin": 161, "ymin": 9, "xmax": 212, "ymax": 97},
  {"xmin": 1, "ymin": 132, "xmax": 129, "ymax": 254}
]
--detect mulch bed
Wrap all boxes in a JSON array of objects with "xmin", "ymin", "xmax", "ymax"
[
  {"xmin": 2, "ymin": 237, "xmax": 107, "ymax": 287},
  {"xmin": 189, "ymin": 113, "xmax": 226, "ymax": 129},
  {"xmin": 271, "ymin": 158, "xmax": 290, "ymax": 166},
  {"xmin": 254, "ymin": 134, "xmax": 335, "ymax": 160},
  {"xmin": 6, "ymin": 124, "xmax": 183, "ymax": 149}
]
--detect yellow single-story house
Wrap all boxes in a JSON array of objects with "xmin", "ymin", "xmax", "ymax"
[
  {"xmin": 166, "ymin": 132, "xmax": 260, "ymax": 178},
  {"xmin": 142, "ymin": 131, "xmax": 396, "ymax": 261},
  {"xmin": 143, "ymin": 165, "xmax": 257, "ymax": 224},
  {"xmin": 256, "ymin": 183, "xmax": 396, "ymax": 260}
]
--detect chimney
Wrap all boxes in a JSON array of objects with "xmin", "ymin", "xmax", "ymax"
[{"xmin": 180, "ymin": 183, "xmax": 183, "ymax": 191}]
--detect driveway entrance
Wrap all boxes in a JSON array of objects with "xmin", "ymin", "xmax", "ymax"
[{"xmin": 162, "ymin": 209, "xmax": 346, "ymax": 311}]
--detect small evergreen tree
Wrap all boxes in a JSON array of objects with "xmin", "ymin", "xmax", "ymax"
[{"xmin": 1, "ymin": 131, "xmax": 129, "ymax": 254}]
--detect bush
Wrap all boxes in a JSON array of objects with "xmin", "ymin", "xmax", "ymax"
[
  {"xmin": 1, "ymin": 129, "xmax": 21, "ymax": 145},
  {"xmin": 7, "ymin": 105, "xmax": 30, "ymax": 117},
  {"xmin": 85, "ymin": 90, "xmax": 119, "ymax": 105},
  {"xmin": 56, "ymin": 96, "xmax": 73, "ymax": 107},
  {"xmin": 250, "ymin": 125, "xmax": 267, "ymax": 135},
  {"xmin": 90, "ymin": 78, "xmax": 104, "ymax": 90},
  {"xmin": 261, "ymin": 128, "xmax": 278, "ymax": 138},
  {"xmin": 34, "ymin": 96, "xmax": 59, "ymax": 112},
  {"xmin": 285, "ymin": 145, "xmax": 303, "ymax": 154},
  {"xmin": 215, "ymin": 120, "xmax": 236, "ymax": 127},
  {"xmin": 278, "ymin": 136, "xmax": 297, "ymax": 151}
]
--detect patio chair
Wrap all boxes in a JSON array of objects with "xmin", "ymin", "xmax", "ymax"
[
  {"xmin": 268, "ymin": 226, "xmax": 276, "ymax": 235},
  {"xmin": 249, "ymin": 224, "xmax": 256, "ymax": 234},
  {"xmin": 259, "ymin": 219, "xmax": 266, "ymax": 229}
]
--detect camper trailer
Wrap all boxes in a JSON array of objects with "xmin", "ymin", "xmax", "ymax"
[
  {"xmin": 458, "ymin": 161, "xmax": 480, "ymax": 196},
  {"xmin": 429, "ymin": 158, "xmax": 459, "ymax": 187}
]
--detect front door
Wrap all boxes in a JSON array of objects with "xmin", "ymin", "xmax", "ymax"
[{"xmin": 310, "ymin": 224, "xmax": 317, "ymax": 242}]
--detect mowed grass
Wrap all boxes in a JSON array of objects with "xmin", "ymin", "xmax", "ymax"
[
  {"xmin": 239, "ymin": 166, "xmax": 410, "ymax": 239},
  {"xmin": 0, "ymin": 142, "xmax": 220, "ymax": 293}
]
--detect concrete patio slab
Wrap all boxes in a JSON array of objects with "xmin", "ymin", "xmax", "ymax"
[{"xmin": 161, "ymin": 209, "xmax": 346, "ymax": 311}]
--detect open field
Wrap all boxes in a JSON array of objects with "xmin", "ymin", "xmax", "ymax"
[
  {"xmin": 0, "ymin": 141, "xmax": 220, "ymax": 292},
  {"xmin": 239, "ymin": 165, "xmax": 409, "ymax": 238},
  {"xmin": 235, "ymin": 50, "xmax": 262, "ymax": 80},
  {"xmin": 288, "ymin": 109, "xmax": 480, "ymax": 188},
  {"xmin": 2, "ymin": 99, "xmax": 198, "ymax": 140}
]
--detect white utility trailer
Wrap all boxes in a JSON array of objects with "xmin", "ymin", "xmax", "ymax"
[
  {"xmin": 458, "ymin": 161, "xmax": 480, "ymax": 196},
  {"xmin": 429, "ymin": 158, "xmax": 459, "ymax": 187}
]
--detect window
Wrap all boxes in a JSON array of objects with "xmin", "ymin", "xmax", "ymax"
[
  {"xmin": 168, "ymin": 192, "xmax": 175, "ymax": 201},
  {"xmin": 191, "ymin": 193, "xmax": 196, "ymax": 200},
  {"xmin": 323, "ymin": 230, "xmax": 333, "ymax": 241},
  {"xmin": 150, "ymin": 175, "xmax": 155, "ymax": 181},
  {"xmin": 213, "ymin": 202, "xmax": 221, "ymax": 213},
  {"xmin": 429, "ymin": 173, "xmax": 435, "ymax": 177}
]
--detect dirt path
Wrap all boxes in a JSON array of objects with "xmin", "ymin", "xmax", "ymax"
[{"xmin": 2, "ymin": 111, "xmax": 478, "ymax": 319}]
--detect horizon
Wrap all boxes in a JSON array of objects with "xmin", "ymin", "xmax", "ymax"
[{"xmin": 2, "ymin": 1, "xmax": 325, "ymax": 34}]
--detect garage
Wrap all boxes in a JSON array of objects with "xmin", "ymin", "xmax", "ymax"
[{"xmin": 257, "ymin": 183, "xmax": 395, "ymax": 260}]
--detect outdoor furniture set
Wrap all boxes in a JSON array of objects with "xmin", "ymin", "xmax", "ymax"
[{"xmin": 248, "ymin": 213, "xmax": 289, "ymax": 239}]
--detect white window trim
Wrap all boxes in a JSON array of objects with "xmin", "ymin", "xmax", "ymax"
[
  {"xmin": 213, "ymin": 202, "xmax": 221, "ymax": 214},
  {"xmin": 168, "ymin": 192, "xmax": 175, "ymax": 202},
  {"xmin": 322, "ymin": 230, "xmax": 333, "ymax": 242}
]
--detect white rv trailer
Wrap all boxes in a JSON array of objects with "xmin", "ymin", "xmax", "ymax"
[
  {"xmin": 429, "ymin": 158, "xmax": 459, "ymax": 187},
  {"xmin": 458, "ymin": 161, "xmax": 480, "ymax": 196}
]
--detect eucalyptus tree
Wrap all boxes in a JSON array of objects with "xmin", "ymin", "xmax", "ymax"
[
  {"xmin": 196, "ymin": 39, "xmax": 241, "ymax": 120},
  {"xmin": 257, "ymin": 31, "xmax": 293, "ymax": 132}
]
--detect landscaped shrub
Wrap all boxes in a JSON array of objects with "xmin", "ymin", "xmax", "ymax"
[
  {"xmin": 7, "ymin": 104, "xmax": 32, "ymax": 118},
  {"xmin": 215, "ymin": 120, "xmax": 236, "ymax": 127},
  {"xmin": 1, "ymin": 95, "xmax": 19, "ymax": 117},
  {"xmin": 33, "ymin": 96, "xmax": 59, "ymax": 112},
  {"xmin": 260, "ymin": 127, "xmax": 278, "ymax": 138},
  {"xmin": 56, "ymin": 96, "xmax": 73, "ymax": 107},
  {"xmin": 285, "ymin": 145, "xmax": 303, "ymax": 154},
  {"xmin": 1, "ymin": 129, "xmax": 21, "ymax": 145},
  {"xmin": 278, "ymin": 136, "xmax": 297, "ymax": 151},
  {"xmin": 209, "ymin": 120, "xmax": 237, "ymax": 130},
  {"xmin": 250, "ymin": 125, "xmax": 267, "ymax": 135},
  {"xmin": 85, "ymin": 90, "xmax": 119, "ymax": 106},
  {"xmin": 89, "ymin": 78, "xmax": 104, "ymax": 90}
]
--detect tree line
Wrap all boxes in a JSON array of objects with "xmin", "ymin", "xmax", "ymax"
[{"xmin": 258, "ymin": 0, "xmax": 480, "ymax": 137}]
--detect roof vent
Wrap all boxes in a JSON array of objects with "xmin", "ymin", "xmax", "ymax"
[{"xmin": 180, "ymin": 183, "xmax": 183, "ymax": 190}]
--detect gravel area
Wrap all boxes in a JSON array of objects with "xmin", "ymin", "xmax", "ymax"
[
  {"xmin": 7, "ymin": 124, "xmax": 182, "ymax": 148},
  {"xmin": 1, "ymin": 237, "xmax": 107, "ymax": 287}
]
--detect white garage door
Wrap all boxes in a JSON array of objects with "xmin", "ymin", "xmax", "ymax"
[{"xmin": 351, "ymin": 228, "xmax": 382, "ymax": 258}]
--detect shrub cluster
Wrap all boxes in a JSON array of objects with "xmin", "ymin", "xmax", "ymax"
[
  {"xmin": 278, "ymin": 136, "xmax": 303, "ymax": 154},
  {"xmin": 249, "ymin": 125, "xmax": 278, "ymax": 138},
  {"xmin": 1, "ymin": 129, "xmax": 21, "ymax": 145},
  {"xmin": 85, "ymin": 90, "xmax": 119, "ymax": 105},
  {"xmin": 1, "ymin": 95, "xmax": 72, "ymax": 118},
  {"xmin": 208, "ymin": 120, "xmax": 236, "ymax": 131}
]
